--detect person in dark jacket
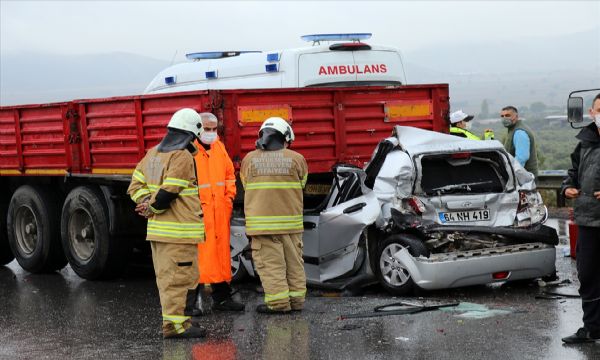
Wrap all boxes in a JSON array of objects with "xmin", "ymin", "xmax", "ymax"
[{"xmin": 561, "ymin": 93, "xmax": 600, "ymax": 344}]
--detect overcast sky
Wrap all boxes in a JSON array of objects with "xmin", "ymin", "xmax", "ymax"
[{"xmin": 1, "ymin": 1, "xmax": 599, "ymax": 61}]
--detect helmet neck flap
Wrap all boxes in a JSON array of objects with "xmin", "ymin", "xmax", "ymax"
[
  {"xmin": 256, "ymin": 128, "xmax": 286, "ymax": 151},
  {"xmin": 157, "ymin": 127, "xmax": 198, "ymax": 154}
]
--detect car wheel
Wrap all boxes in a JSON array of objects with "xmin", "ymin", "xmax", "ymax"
[
  {"xmin": 7, "ymin": 185, "xmax": 67, "ymax": 272},
  {"xmin": 0, "ymin": 202, "xmax": 15, "ymax": 265},
  {"xmin": 61, "ymin": 186, "xmax": 131, "ymax": 280},
  {"xmin": 375, "ymin": 234, "xmax": 429, "ymax": 296},
  {"xmin": 230, "ymin": 245, "xmax": 247, "ymax": 283}
]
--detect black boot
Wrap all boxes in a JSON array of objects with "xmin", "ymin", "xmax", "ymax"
[
  {"xmin": 256, "ymin": 304, "xmax": 290, "ymax": 314},
  {"xmin": 562, "ymin": 328, "xmax": 599, "ymax": 344},
  {"xmin": 164, "ymin": 324, "xmax": 207, "ymax": 339},
  {"xmin": 183, "ymin": 286, "xmax": 202, "ymax": 317},
  {"xmin": 211, "ymin": 282, "xmax": 245, "ymax": 312}
]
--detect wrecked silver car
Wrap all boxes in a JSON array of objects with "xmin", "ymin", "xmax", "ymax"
[{"xmin": 230, "ymin": 126, "xmax": 558, "ymax": 295}]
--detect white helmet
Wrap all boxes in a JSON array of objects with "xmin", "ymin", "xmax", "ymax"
[
  {"xmin": 260, "ymin": 117, "xmax": 295, "ymax": 143},
  {"xmin": 167, "ymin": 108, "xmax": 203, "ymax": 137}
]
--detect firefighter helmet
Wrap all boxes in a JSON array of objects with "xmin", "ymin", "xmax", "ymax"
[
  {"xmin": 260, "ymin": 117, "xmax": 295, "ymax": 143},
  {"xmin": 167, "ymin": 108, "xmax": 203, "ymax": 137}
]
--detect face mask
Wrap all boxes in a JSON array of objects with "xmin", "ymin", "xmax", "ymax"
[
  {"xmin": 465, "ymin": 122, "xmax": 472, "ymax": 130},
  {"xmin": 200, "ymin": 132, "xmax": 218, "ymax": 145},
  {"xmin": 594, "ymin": 114, "xmax": 600, "ymax": 128},
  {"xmin": 501, "ymin": 118, "xmax": 513, "ymax": 128}
]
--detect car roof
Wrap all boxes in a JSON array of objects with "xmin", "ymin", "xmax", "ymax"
[{"xmin": 393, "ymin": 125, "xmax": 506, "ymax": 155}]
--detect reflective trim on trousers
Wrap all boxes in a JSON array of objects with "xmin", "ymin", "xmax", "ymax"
[
  {"xmin": 289, "ymin": 290, "xmax": 306, "ymax": 298},
  {"xmin": 265, "ymin": 290, "xmax": 290, "ymax": 303},
  {"xmin": 162, "ymin": 314, "xmax": 190, "ymax": 334}
]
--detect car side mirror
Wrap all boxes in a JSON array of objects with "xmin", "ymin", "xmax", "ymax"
[{"xmin": 567, "ymin": 97, "xmax": 584, "ymax": 123}]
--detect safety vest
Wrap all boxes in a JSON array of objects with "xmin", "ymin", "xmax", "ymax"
[
  {"xmin": 240, "ymin": 148, "xmax": 308, "ymax": 236},
  {"xmin": 127, "ymin": 146, "xmax": 205, "ymax": 244},
  {"xmin": 450, "ymin": 126, "xmax": 481, "ymax": 140},
  {"xmin": 194, "ymin": 140, "xmax": 237, "ymax": 283},
  {"xmin": 504, "ymin": 120, "xmax": 539, "ymax": 176}
]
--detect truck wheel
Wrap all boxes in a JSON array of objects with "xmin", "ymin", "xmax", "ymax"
[
  {"xmin": 375, "ymin": 234, "xmax": 429, "ymax": 296},
  {"xmin": 230, "ymin": 245, "xmax": 247, "ymax": 283},
  {"xmin": 7, "ymin": 185, "xmax": 67, "ymax": 272},
  {"xmin": 61, "ymin": 186, "xmax": 130, "ymax": 280},
  {"xmin": 0, "ymin": 203, "xmax": 15, "ymax": 265}
]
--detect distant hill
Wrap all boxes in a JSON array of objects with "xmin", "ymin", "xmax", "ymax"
[
  {"xmin": 0, "ymin": 52, "xmax": 169, "ymax": 105},
  {"xmin": 1, "ymin": 29, "xmax": 598, "ymax": 111}
]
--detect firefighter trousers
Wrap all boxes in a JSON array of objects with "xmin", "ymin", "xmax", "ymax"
[
  {"xmin": 150, "ymin": 241, "xmax": 199, "ymax": 336},
  {"xmin": 251, "ymin": 234, "xmax": 306, "ymax": 311}
]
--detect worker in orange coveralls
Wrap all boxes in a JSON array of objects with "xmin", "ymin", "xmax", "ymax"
[{"xmin": 193, "ymin": 112, "xmax": 244, "ymax": 312}]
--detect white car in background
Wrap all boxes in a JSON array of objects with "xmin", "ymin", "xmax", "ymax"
[{"xmin": 230, "ymin": 126, "xmax": 558, "ymax": 295}]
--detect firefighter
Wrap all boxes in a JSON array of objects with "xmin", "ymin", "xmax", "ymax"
[
  {"xmin": 240, "ymin": 117, "xmax": 308, "ymax": 313},
  {"xmin": 193, "ymin": 112, "xmax": 244, "ymax": 312},
  {"xmin": 127, "ymin": 108, "xmax": 207, "ymax": 339},
  {"xmin": 449, "ymin": 110, "xmax": 494, "ymax": 140}
]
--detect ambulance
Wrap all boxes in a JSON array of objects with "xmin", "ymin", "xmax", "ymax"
[{"xmin": 144, "ymin": 33, "xmax": 407, "ymax": 94}]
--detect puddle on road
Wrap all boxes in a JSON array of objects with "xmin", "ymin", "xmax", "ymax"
[{"xmin": 439, "ymin": 302, "xmax": 513, "ymax": 319}]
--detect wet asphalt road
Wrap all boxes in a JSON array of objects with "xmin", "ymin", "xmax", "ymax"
[{"xmin": 1, "ymin": 237, "xmax": 599, "ymax": 359}]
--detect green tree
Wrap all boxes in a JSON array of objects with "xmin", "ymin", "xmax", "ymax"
[
  {"xmin": 530, "ymin": 101, "xmax": 547, "ymax": 114},
  {"xmin": 480, "ymin": 99, "xmax": 489, "ymax": 118}
]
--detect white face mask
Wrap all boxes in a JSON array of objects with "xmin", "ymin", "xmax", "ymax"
[
  {"xmin": 594, "ymin": 114, "xmax": 600, "ymax": 128},
  {"xmin": 464, "ymin": 121, "xmax": 472, "ymax": 130},
  {"xmin": 200, "ymin": 132, "xmax": 218, "ymax": 145}
]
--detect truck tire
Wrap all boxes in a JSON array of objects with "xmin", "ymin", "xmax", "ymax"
[
  {"xmin": 61, "ymin": 186, "xmax": 130, "ymax": 280},
  {"xmin": 7, "ymin": 185, "xmax": 67, "ymax": 272},
  {"xmin": 375, "ymin": 234, "xmax": 429, "ymax": 296},
  {"xmin": 0, "ymin": 203, "xmax": 15, "ymax": 265}
]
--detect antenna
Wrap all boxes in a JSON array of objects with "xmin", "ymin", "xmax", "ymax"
[{"xmin": 170, "ymin": 50, "xmax": 178, "ymax": 66}]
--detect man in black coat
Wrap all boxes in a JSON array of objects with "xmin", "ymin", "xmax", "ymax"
[{"xmin": 562, "ymin": 93, "xmax": 600, "ymax": 344}]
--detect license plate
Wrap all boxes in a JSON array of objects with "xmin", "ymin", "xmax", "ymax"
[{"xmin": 439, "ymin": 209, "xmax": 491, "ymax": 223}]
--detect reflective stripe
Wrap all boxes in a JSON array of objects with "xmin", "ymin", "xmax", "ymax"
[
  {"xmin": 215, "ymin": 181, "xmax": 225, "ymax": 186},
  {"xmin": 180, "ymin": 188, "xmax": 199, "ymax": 196},
  {"xmin": 163, "ymin": 314, "xmax": 190, "ymax": 332},
  {"xmin": 148, "ymin": 219, "xmax": 205, "ymax": 239},
  {"xmin": 162, "ymin": 314, "xmax": 190, "ymax": 323},
  {"xmin": 133, "ymin": 170, "xmax": 146, "ymax": 183},
  {"xmin": 163, "ymin": 177, "xmax": 189, "ymax": 187},
  {"xmin": 147, "ymin": 184, "xmax": 160, "ymax": 191},
  {"xmin": 289, "ymin": 290, "xmax": 306, "ymax": 298},
  {"xmin": 265, "ymin": 290, "xmax": 290, "ymax": 303},
  {"xmin": 301, "ymin": 174, "xmax": 308, "ymax": 188},
  {"xmin": 246, "ymin": 215, "xmax": 304, "ymax": 231},
  {"xmin": 246, "ymin": 182, "xmax": 303, "ymax": 190},
  {"xmin": 149, "ymin": 205, "xmax": 166, "ymax": 214},
  {"xmin": 198, "ymin": 184, "xmax": 211, "ymax": 189},
  {"xmin": 132, "ymin": 188, "xmax": 151, "ymax": 202},
  {"xmin": 226, "ymin": 180, "xmax": 236, "ymax": 183}
]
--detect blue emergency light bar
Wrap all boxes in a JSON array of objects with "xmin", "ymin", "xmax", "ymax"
[
  {"xmin": 301, "ymin": 33, "xmax": 372, "ymax": 42},
  {"xmin": 186, "ymin": 51, "xmax": 261, "ymax": 60}
]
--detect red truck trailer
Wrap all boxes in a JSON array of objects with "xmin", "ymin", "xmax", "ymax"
[{"xmin": 0, "ymin": 85, "xmax": 449, "ymax": 279}]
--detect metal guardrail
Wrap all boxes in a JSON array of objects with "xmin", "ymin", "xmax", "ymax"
[{"xmin": 537, "ymin": 170, "xmax": 568, "ymax": 207}]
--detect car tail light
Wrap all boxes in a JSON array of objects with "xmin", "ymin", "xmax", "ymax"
[
  {"xmin": 450, "ymin": 152, "xmax": 471, "ymax": 159},
  {"xmin": 516, "ymin": 190, "xmax": 528, "ymax": 213},
  {"xmin": 515, "ymin": 190, "xmax": 547, "ymax": 227},
  {"xmin": 408, "ymin": 196, "xmax": 426, "ymax": 215},
  {"xmin": 492, "ymin": 271, "xmax": 510, "ymax": 280}
]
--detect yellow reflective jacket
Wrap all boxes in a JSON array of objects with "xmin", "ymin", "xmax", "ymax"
[
  {"xmin": 241, "ymin": 148, "xmax": 308, "ymax": 236},
  {"xmin": 450, "ymin": 126, "xmax": 482, "ymax": 140},
  {"xmin": 127, "ymin": 145, "xmax": 205, "ymax": 244}
]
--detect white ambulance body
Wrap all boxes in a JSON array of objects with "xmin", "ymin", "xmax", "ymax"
[{"xmin": 144, "ymin": 33, "xmax": 406, "ymax": 94}]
